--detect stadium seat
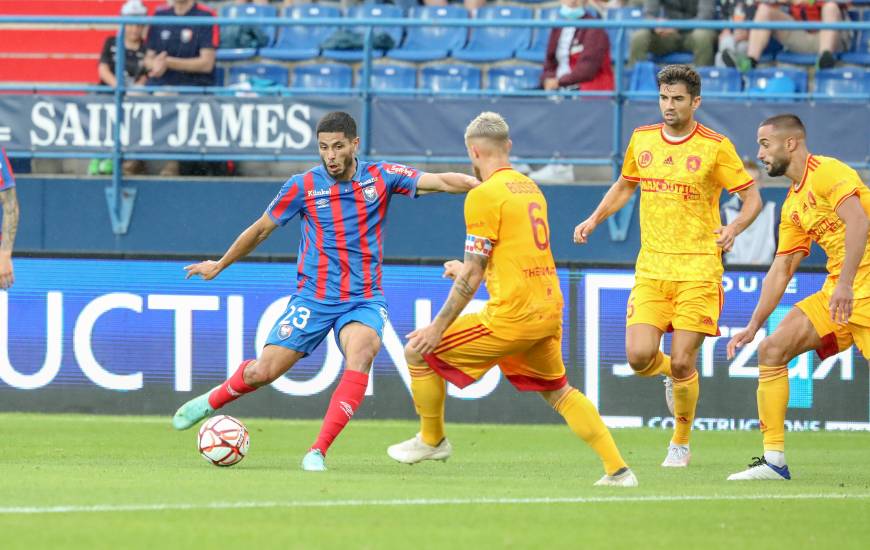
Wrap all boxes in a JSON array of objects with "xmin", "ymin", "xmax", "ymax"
[
  {"xmin": 420, "ymin": 64, "xmax": 482, "ymax": 92},
  {"xmin": 840, "ymin": 11, "xmax": 870, "ymax": 66},
  {"xmin": 629, "ymin": 60, "xmax": 658, "ymax": 99},
  {"xmin": 389, "ymin": 6, "xmax": 468, "ymax": 63},
  {"xmin": 697, "ymin": 67, "xmax": 742, "ymax": 95},
  {"xmin": 746, "ymin": 67, "xmax": 808, "ymax": 97},
  {"xmin": 260, "ymin": 4, "xmax": 341, "ymax": 62},
  {"xmin": 487, "ymin": 64, "xmax": 542, "ymax": 92},
  {"xmin": 292, "ymin": 63, "xmax": 354, "ymax": 90},
  {"xmin": 227, "ymin": 63, "xmax": 289, "ymax": 87},
  {"xmin": 216, "ymin": 3, "xmax": 278, "ymax": 61},
  {"xmin": 654, "ymin": 52, "xmax": 694, "ymax": 64},
  {"xmin": 516, "ymin": 7, "xmax": 561, "ymax": 63},
  {"xmin": 357, "ymin": 64, "xmax": 417, "ymax": 91},
  {"xmin": 322, "ymin": 4, "xmax": 404, "ymax": 62},
  {"xmin": 814, "ymin": 68, "xmax": 870, "ymax": 97},
  {"xmin": 452, "ymin": 6, "xmax": 534, "ymax": 63},
  {"xmin": 606, "ymin": 6, "xmax": 643, "ymax": 63}
]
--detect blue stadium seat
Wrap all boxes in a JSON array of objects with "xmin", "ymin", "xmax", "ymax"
[
  {"xmin": 487, "ymin": 64, "xmax": 542, "ymax": 91},
  {"xmin": 516, "ymin": 7, "xmax": 560, "ymax": 63},
  {"xmin": 606, "ymin": 6, "xmax": 643, "ymax": 63},
  {"xmin": 697, "ymin": 67, "xmax": 742, "ymax": 95},
  {"xmin": 840, "ymin": 11, "xmax": 870, "ymax": 66},
  {"xmin": 452, "ymin": 6, "xmax": 534, "ymax": 63},
  {"xmin": 629, "ymin": 60, "xmax": 658, "ymax": 99},
  {"xmin": 260, "ymin": 4, "xmax": 341, "ymax": 62},
  {"xmin": 654, "ymin": 52, "xmax": 694, "ymax": 64},
  {"xmin": 322, "ymin": 4, "xmax": 404, "ymax": 62},
  {"xmin": 389, "ymin": 6, "xmax": 468, "ymax": 63},
  {"xmin": 357, "ymin": 64, "xmax": 417, "ymax": 91},
  {"xmin": 216, "ymin": 3, "xmax": 278, "ymax": 61},
  {"xmin": 814, "ymin": 68, "xmax": 870, "ymax": 97},
  {"xmin": 747, "ymin": 67, "xmax": 808, "ymax": 97},
  {"xmin": 292, "ymin": 63, "xmax": 354, "ymax": 89},
  {"xmin": 420, "ymin": 64, "xmax": 482, "ymax": 92},
  {"xmin": 227, "ymin": 63, "xmax": 289, "ymax": 86}
]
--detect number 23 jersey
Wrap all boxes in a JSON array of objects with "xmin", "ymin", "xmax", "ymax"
[{"xmin": 464, "ymin": 167, "xmax": 563, "ymax": 340}]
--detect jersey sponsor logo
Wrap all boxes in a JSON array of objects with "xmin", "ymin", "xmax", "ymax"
[
  {"xmin": 383, "ymin": 163, "xmax": 417, "ymax": 178},
  {"xmin": 307, "ymin": 188, "xmax": 330, "ymax": 197},
  {"xmin": 640, "ymin": 179, "xmax": 700, "ymax": 201},
  {"xmin": 686, "ymin": 156, "xmax": 702, "ymax": 172},
  {"xmin": 465, "ymin": 234, "xmax": 493, "ymax": 257},
  {"xmin": 638, "ymin": 150, "xmax": 653, "ymax": 168},
  {"xmin": 181, "ymin": 28, "xmax": 193, "ymax": 43},
  {"xmin": 315, "ymin": 198, "xmax": 329, "ymax": 209},
  {"xmin": 359, "ymin": 177, "xmax": 377, "ymax": 186},
  {"xmin": 278, "ymin": 323, "xmax": 294, "ymax": 340},
  {"xmin": 664, "ymin": 156, "xmax": 674, "ymax": 166},
  {"xmin": 807, "ymin": 216, "xmax": 843, "ymax": 241},
  {"xmin": 363, "ymin": 185, "xmax": 378, "ymax": 203}
]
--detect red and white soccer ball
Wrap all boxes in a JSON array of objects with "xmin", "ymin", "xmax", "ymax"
[{"xmin": 197, "ymin": 415, "xmax": 250, "ymax": 467}]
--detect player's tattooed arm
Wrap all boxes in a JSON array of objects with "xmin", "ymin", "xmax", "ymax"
[
  {"xmin": 433, "ymin": 251, "xmax": 488, "ymax": 329},
  {"xmin": 0, "ymin": 187, "xmax": 19, "ymax": 254}
]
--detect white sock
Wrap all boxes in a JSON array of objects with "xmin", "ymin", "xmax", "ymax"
[{"xmin": 764, "ymin": 450, "xmax": 785, "ymax": 467}]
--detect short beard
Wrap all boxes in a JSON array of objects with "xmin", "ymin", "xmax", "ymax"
[{"xmin": 766, "ymin": 158, "xmax": 788, "ymax": 178}]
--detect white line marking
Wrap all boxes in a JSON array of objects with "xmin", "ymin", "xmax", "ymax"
[{"xmin": 3, "ymin": 493, "xmax": 868, "ymax": 515}]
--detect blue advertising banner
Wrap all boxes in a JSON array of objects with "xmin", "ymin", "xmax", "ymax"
[{"xmin": 3, "ymin": 259, "xmax": 868, "ymax": 430}]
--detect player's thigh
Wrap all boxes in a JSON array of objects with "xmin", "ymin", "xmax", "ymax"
[
  {"xmin": 265, "ymin": 295, "xmax": 336, "ymax": 357},
  {"xmin": 671, "ymin": 280, "xmax": 722, "ymax": 336},
  {"xmin": 625, "ymin": 323, "xmax": 664, "ymax": 368},
  {"xmin": 670, "ymin": 329, "xmax": 707, "ymax": 377},
  {"xmin": 499, "ymin": 330, "xmax": 568, "ymax": 392},
  {"xmin": 424, "ymin": 313, "xmax": 520, "ymax": 389},
  {"xmin": 257, "ymin": 344, "xmax": 306, "ymax": 380},
  {"xmin": 760, "ymin": 301, "xmax": 826, "ymax": 365},
  {"xmin": 627, "ymin": 278, "xmax": 674, "ymax": 334},
  {"xmin": 336, "ymin": 301, "xmax": 386, "ymax": 369}
]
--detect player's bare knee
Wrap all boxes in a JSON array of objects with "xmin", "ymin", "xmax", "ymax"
[
  {"xmin": 626, "ymin": 347, "xmax": 657, "ymax": 372},
  {"xmin": 242, "ymin": 359, "xmax": 271, "ymax": 387},
  {"xmin": 670, "ymin": 357, "xmax": 695, "ymax": 380},
  {"xmin": 541, "ymin": 385, "xmax": 572, "ymax": 408},
  {"xmin": 404, "ymin": 343, "xmax": 424, "ymax": 365},
  {"xmin": 758, "ymin": 337, "xmax": 789, "ymax": 365}
]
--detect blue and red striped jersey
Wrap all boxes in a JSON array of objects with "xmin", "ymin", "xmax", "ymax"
[
  {"xmin": 0, "ymin": 147, "xmax": 15, "ymax": 191},
  {"xmin": 266, "ymin": 159, "xmax": 422, "ymax": 303}
]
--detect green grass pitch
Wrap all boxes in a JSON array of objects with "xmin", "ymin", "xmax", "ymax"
[{"xmin": 2, "ymin": 413, "xmax": 869, "ymax": 549}]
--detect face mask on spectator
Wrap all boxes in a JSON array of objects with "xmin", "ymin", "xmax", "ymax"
[{"xmin": 559, "ymin": 6, "xmax": 586, "ymax": 19}]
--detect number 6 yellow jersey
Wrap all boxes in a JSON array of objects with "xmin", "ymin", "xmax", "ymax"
[{"xmin": 464, "ymin": 167, "xmax": 563, "ymax": 340}]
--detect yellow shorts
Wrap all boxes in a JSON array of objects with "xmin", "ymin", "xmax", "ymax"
[
  {"xmin": 423, "ymin": 312, "xmax": 567, "ymax": 392},
  {"xmin": 626, "ymin": 277, "xmax": 724, "ymax": 336},
  {"xmin": 796, "ymin": 292, "xmax": 870, "ymax": 360}
]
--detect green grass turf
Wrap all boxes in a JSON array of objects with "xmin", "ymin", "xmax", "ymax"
[{"xmin": 2, "ymin": 413, "xmax": 869, "ymax": 549}]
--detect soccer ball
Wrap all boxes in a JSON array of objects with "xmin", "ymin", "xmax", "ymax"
[{"xmin": 197, "ymin": 415, "xmax": 250, "ymax": 467}]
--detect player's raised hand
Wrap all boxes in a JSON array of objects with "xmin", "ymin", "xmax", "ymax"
[
  {"xmin": 573, "ymin": 218, "xmax": 597, "ymax": 245},
  {"xmin": 829, "ymin": 282, "xmax": 853, "ymax": 324},
  {"xmin": 442, "ymin": 260, "xmax": 463, "ymax": 280},
  {"xmin": 406, "ymin": 324, "xmax": 443, "ymax": 356},
  {"xmin": 714, "ymin": 224, "xmax": 739, "ymax": 252},
  {"xmin": 0, "ymin": 255, "xmax": 14, "ymax": 290},
  {"xmin": 726, "ymin": 325, "xmax": 759, "ymax": 360},
  {"xmin": 184, "ymin": 260, "xmax": 222, "ymax": 280}
]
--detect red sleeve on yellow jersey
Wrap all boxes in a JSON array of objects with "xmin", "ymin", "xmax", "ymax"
[
  {"xmin": 621, "ymin": 131, "xmax": 640, "ymax": 182},
  {"xmin": 464, "ymin": 186, "xmax": 501, "ymax": 245},
  {"xmin": 713, "ymin": 137, "xmax": 754, "ymax": 194},
  {"xmin": 810, "ymin": 160, "xmax": 865, "ymax": 212},
  {"xmin": 775, "ymin": 205, "xmax": 811, "ymax": 257}
]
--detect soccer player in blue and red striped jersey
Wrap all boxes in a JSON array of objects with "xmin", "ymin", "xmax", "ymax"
[
  {"xmin": 0, "ymin": 147, "xmax": 19, "ymax": 290},
  {"xmin": 173, "ymin": 112, "xmax": 479, "ymax": 471}
]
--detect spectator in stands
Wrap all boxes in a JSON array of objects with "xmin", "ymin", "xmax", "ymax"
[
  {"xmin": 145, "ymin": 0, "xmax": 217, "ymax": 176},
  {"xmin": 715, "ymin": 1, "xmax": 756, "ymax": 67},
  {"xmin": 529, "ymin": 0, "xmax": 613, "ymax": 184},
  {"xmin": 722, "ymin": 1, "xmax": 851, "ymax": 71},
  {"xmin": 628, "ymin": 0, "xmax": 717, "ymax": 66},
  {"xmin": 92, "ymin": 0, "xmax": 149, "ymax": 176},
  {"xmin": 722, "ymin": 158, "xmax": 777, "ymax": 266}
]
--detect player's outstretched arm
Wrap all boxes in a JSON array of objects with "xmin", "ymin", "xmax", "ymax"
[
  {"xmin": 830, "ymin": 196, "xmax": 870, "ymax": 324},
  {"xmin": 726, "ymin": 251, "xmax": 804, "ymax": 359},
  {"xmin": 573, "ymin": 176, "xmax": 638, "ymax": 244},
  {"xmin": 714, "ymin": 185, "xmax": 762, "ymax": 252},
  {"xmin": 0, "ymin": 187, "xmax": 19, "ymax": 289},
  {"xmin": 184, "ymin": 213, "xmax": 278, "ymax": 280},
  {"xmin": 416, "ymin": 172, "xmax": 480, "ymax": 196},
  {"xmin": 406, "ymin": 253, "xmax": 487, "ymax": 355}
]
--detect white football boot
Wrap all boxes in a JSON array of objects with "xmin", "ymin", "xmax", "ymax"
[
  {"xmin": 727, "ymin": 456, "xmax": 791, "ymax": 480},
  {"xmin": 661, "ymin": 443, "xmax": 691, "ymax": 467},
  {"xmin": 594, "ymin": 467, "xmax": 639, "ymax": 487},
  {"xmin": 387, "ymin": 434, "xmax": 452, "ymax": 464}
]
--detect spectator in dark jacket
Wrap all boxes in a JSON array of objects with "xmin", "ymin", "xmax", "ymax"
[{"xmin": 629, "ymin": 0, "xmax": 717, "ymax": 66}]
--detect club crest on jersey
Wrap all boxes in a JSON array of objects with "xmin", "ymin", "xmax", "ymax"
[
  {"xmin": 791, "ymin": 211, "xmax": 802, "ymax": 227},
  {"xmin": 686, "ymin": 156, "xmax": 702, "ymax": 172},
  {"xmin": 465, "ymin": 234, "xmax": 493, "ymax": 257},
  {"xmin": 278, "ymin": 323, "xmax": 293, "ymax": 340},
  {"xmin": 363, "ymin": 185, "xmax": 378, "ymax": 203},
  {"xmin": 638, "ymin": 151, "xmax": 653, "ymax": 168}
]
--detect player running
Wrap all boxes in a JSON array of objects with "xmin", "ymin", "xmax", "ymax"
[
  {"xmin": 173, "ymin": 111, "xmax": 478, "ymax": 471},
  {"xmin": 727, "ymin": 114, "xmax": 870, "ymax": 481},
  {"xmin": 573, "ymin": 65, "xmax": 762, "ymax": 467},
  {"xmin": 387, "ymin": 112, "xmax": 637, "ymax": 487}
]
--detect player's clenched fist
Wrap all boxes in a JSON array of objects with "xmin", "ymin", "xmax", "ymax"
[
  {"xmin": 184, "ymin": 260, "xmax": 223, "ymax": 280},
  {"xmin": 442, "ymin": 260, "xmax": 463, "ymax": 280},
  {"xmin": 573, "ymin": 218, "xmax": 597, "ymax": 244}
]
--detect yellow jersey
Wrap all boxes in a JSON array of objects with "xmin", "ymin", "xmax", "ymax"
[
  {"xmin": 777, "ymin": 154, "xmax": 870, "ymax": 298},
  {"xmin": 621, "ymin": 122, "xmax": 754, "ymax": 283},
  {"xmin": 464, "ymin": 167, "xmax": 563, "ymax": 340}
]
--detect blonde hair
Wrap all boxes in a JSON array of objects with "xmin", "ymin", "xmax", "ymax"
[{"xmin": 464, "ymin": 111, "xmax": 510, "ymax": 144}]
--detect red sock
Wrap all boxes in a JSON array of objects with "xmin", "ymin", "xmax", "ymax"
[
  {"xmin": 208, "ymin": 359, "xmax": 257, "ymax": 409},
  {"xmin": 311, "ymin": 370, "xmax": 369, "ymax": 455}
]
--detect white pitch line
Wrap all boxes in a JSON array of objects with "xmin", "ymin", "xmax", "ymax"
[{"xmin": 3, "ymin": 493, "xmax": 869, "ymax": 515}]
